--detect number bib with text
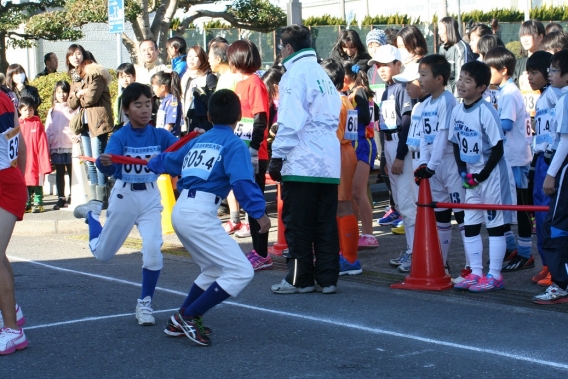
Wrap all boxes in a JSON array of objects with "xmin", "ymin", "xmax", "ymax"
[
  {"xmin": 522, "ymin": 90, "xmax": 540, "ymax": 118},
  {"xmin": 345, "ymin": 110, "xmax": 358, "ymax": 141},
  {"xmin": 489, "ymin": 85, "xmax": 499, "ymax": 110},
  {"xmin": 122, "ymin": 146, "xmax": 161, "ymax": 183},
  {"xmin": 3, "ymin": 126, "xmax": 20, "ymax": 167},
  {"xmin": 156, "ymin": 109, "xmax": 166, "ymax": 129},
  {"xmin": 454, "ymin": 122, "xmax": 481, "ymax": 163},
  {"xmin": 407, "ymin": 114, "xmax": 421, "ymax": 151},
  {"xmin": 182, "ymin": 143, "xmax": 222, "ymax": 181},
  {"xmin": 422, "ymin": 111, "xmax": 439, "ymax": 144},
  {"xmin": 380, "ymin": 99, "xmax": 397, "ymax": 131},
  {"xmin": 234, "ymin": 117, "xmax": 254, "ymax": 145},
  {"xmin": 534, "ymin": 108, "xmax": 552, "ymax": 151}
]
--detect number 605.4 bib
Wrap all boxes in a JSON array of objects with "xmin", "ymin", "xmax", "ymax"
[{"xmin": 182, "ymin": 143, "xmax": 222, "ymax": 180}]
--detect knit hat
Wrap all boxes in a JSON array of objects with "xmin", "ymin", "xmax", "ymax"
[{"xmin": 366, "ymin": 28, "xmax": 387, "ymax": 47}]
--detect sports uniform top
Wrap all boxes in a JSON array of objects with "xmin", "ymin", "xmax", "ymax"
[
  {"xmin": 498, "ymin": 79, "xmax": 532, "ymax": 167},
  {"xmin": 448, "ymin": 98, "xmax": 504, "ymax": 173},
  {"xmin": 97, "ymin": 123, "xmax": 177, "ymax": 183},
  {"xmin": 0, "ymin": 91, "xmax": 19, "ymax": 171},
  {"xmin": 407, "ymin": 95, "xmax": 431, "ymax": 152},
  {"xmin": 156, "ymin": 94, "xmax": 182, "ymax": 137},
  {"xmin": 233, "ymin": 74, "xmax": 269, "ymax": 159},
  {"xmin": 272, "ymin": 48, "xmax": 341, "ymax": 183},
  {"xmin": 534, "ymin": 86, "xmax": 565, "ymax": 153},
  {"xmin": 148, "ymin": 125, "xmax": 266, "ymax": 219},
  {"xmin": 379, "ymin": 81, "xmax": 414, "ymax": 161},
  {"xmin": 419, "ymin": 90, "xmax": 456, "ymax": 170},
  {"xmin": 347, "ymin": 86, "xmax": 372, "ymax": 140}
]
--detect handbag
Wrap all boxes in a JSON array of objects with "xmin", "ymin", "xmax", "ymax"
[{"xmin": 69, "ymin": 108, "xmax": 84, "ymax": 135}]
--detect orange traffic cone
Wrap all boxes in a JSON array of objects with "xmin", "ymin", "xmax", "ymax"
[
  {"xmin": 267, "ymin": 182, "xmax": 287, "ymax": 256},
  {"xmin": 391, "ymin": 178, "xmax": 453, "ymax": 290}
]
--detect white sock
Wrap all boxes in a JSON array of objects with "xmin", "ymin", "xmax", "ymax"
[
  {"xmin": 459, "ymin": 223, "xmax": 469, "ymax": 267},
  {"xmin": 437, "ymin": 222, "xmax": 452, "ymax": 265},
  {"xmin": 488, "ymin": 236, "xmax": 506, "ymax": 279},
  {"xmin": 464, "ymin": 235, "xmax": 483, "ymax": 276}
]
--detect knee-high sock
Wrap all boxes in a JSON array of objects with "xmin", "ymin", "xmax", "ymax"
[
  {"xmin": 437, "ymin": 222, "xmax": 452, "ymax": 265},
  {"xmin": 141, "ymin": 268, "xmax": 161, "ymax": 299},
  {"xmin": 504, "ymin": 230, "xmax": 517, "ymax": 251},
  {"xmin": 180, "ymin": 283, "xmax": 205, "ymax": 311},
  {"xmin": 183, "ymin": 281, "xmax": 230, "ymax": 318},
  {"xmin": 337, "ymin": 214, "xmax": 359, "ymax": 263},
  {"xmin": 464, "ymin": 235, "xmax": 483, "ymax": 277},
  {"xmin": 488, "ymin": 236, "xmax": 507, "ymax": 279},
  {"xmin": 458, "ymin": 223, "xmax": 469, "ymax": 267},
  {"xmin": 517, "ymin": 236, "xmax": 532, "ymax": 258},
  {"xmin": 87, "ymin": 212, "xmax": 103, "ymax": 252}
]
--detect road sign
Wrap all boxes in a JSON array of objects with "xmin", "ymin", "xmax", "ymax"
[{"xmin": 108, "ymin": 0, "xmax": 124, "ymax": 34}]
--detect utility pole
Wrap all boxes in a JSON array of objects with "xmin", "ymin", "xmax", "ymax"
[
  {"xmin": 287, "ymin": 0, "xmax": 303, "ymax": 25},
  {"xmin": 524, "ymin": 0, "xmax": 531, "ymax": 21},
  {"xmin": 339, "ymin": 0, "xmax": 346, "ymax": 21},
  {"xmin": 365, "ymin": 0, "xmax": 370, "ymax": 17},
  {"xmin": 457, "ymin": 0, "xmax": 462, "ymax": 36}
]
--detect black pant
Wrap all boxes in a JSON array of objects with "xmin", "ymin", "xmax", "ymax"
[
  {"xmin": 541, "ymin": 160, "xmax": 568, "ymax": 290},
  {"xmin": 282, "ymin": 181, "xmax": 339, "ymax": 288},
  {"xmin": 249, "ymin": 159, "xmax": 269, "ymax": 257},
  {"xmin": 55, "ymin": 163, "xmax": 72, "ymax": 198}
]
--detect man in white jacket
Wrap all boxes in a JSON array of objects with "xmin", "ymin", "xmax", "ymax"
[{"xmin": 269, "ymin": 25, "xmax": 342, "ymax": 294}]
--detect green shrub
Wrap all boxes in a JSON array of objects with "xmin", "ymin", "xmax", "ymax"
[
  {"xmin": 31, "ymin": 70, "xmax": 118, "ymax": 123},
  {"xmin": 505, "ymin": 41, "xmax": 522, "ymax": 59}
]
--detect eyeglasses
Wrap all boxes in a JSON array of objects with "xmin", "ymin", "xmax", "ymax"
[
  {"xmin": 278, "ymin": 43, "xmax": 288, "ymax": 50},
  {"xmin": 548, "ymin": 67, "xmax": 561, "ymax": 74}
]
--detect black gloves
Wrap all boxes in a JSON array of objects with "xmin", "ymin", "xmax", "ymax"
[{"xmin": 268, "ymin": 158, "xmax": 283, "ymax": 182}]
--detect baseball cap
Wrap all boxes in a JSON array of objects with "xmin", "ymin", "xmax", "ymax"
[
  {"xmin": 393, "ymin": 62, "xmax": 420, "ymax": 84},
  {"xmin": 368, "ymin": 45, "xmax": 401, "ymax": 66},
  {"xmin": 366, "ymin": 28, "xmax": 387, "ymax": 47}
]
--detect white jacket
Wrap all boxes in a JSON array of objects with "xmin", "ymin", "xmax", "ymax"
[{"xmin": 272, "ymin": 48, "xmax": 341, "ymax": 183}]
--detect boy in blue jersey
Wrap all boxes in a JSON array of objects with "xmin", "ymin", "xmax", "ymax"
[
  {"xmin": 533, "ymin": 50, "xmax": 568, "ymax": 304},
  {"xmin": 449, "ymin": 61, "xmax": 512, "ymax": 292},
  {"xmin": 485, "ymin": 47, "xmax": 534, "ymax": 272},
  {"xmin": 147, "ymin": 89, "xmax": 270, "ymax": 346},
  {"xmin": 74, "ymin": 83, "xmax": 178, "ymax": 326}
]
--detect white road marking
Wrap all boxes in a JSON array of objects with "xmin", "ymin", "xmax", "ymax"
[{"xmin": 10, "ymin": 256, "xmax": 568, "ymax": 371}]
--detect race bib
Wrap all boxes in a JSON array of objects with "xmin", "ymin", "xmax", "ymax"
[
  {"xmin": 525, "ymin": 113, "xmax": 533, "ymax": 144},
  {"xmin": 182, "ymin": 143, "xmax": 222, "ymax": 181},
  {"xmin": 344, "ymin": 110, "xmax": 358, "ymax": 141},
  {"xmin": 534, "ymin": 109, "xmax": 553, "ymax": 150},
  {"xmin": 407, "ymin": 114, "xmax": 421, "ymax": 151},
  {"xmin": 522, "ymin": 90, "xmax": 540, "ymax": 117},
  {"xmin": 156, "ymin": 109, "xmax": 166, "ymax": 129},
  {"xmin": 235, "ymin": 117, "xmax": 254, "ymax": 145},
  {"xmin": 122, "ymin": 146, "xmax": 161, "ymax": 183},
  {"xmin": 422, "ymin": 111, "xmax": 439, "ymax": 144},
  {"xmin": 489, "ymin": 85, "xmax": 499, "ymax": 110},
  {"xmin": 455, "ymin": 122, "xmax": 481, "ymax": 163},
  {"xmin": 380, "ymin": 99, "xmax": 397, "ymax": 131},
  {"xmin": 3, "ymin": 126, "xmax": 20, "ymax": 167}
]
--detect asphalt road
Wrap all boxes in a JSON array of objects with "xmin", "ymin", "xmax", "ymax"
[{"xmin": 2, "ymin": 233, "xmax": 568, "ymax": 379}]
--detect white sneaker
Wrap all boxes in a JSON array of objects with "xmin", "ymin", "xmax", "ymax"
[
  {"xmin": 0, "ymin": 328, "xmax": 28, "ymax": 355},
  {"xmin": 0, "ymin": 304, "xmax": 26, "ymax": 329},
  {"xmin": 73, "ymin": 200, "xmax": 103, "ymax": 222},
  {"xmin": 136, "ymin": 296, "xmax": 155, "ymax": 326}
]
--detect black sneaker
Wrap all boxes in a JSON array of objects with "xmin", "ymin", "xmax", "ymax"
[
  {"xmin": 487, "ymin": 249, "xmax": 517, "ymax": 265},
  {"xmin": 164, "ymin": 315, "xmax": 211, "ymax": 336},
  {"xmin": 53, "ymin": 197, "xmax": 66, "ymax": 210},
  {"xmin": 502, "ymin": 255, "xmax": 535, "ymax": 272},
  {"xmin": 171, "ymin": 313, "xmax": 212, "ymax": 346}
]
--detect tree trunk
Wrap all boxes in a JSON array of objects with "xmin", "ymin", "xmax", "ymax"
[
  {"xmin": 122, "ymin": 32, "xmax": 139, "ymax": 64},
  {"xmin": 0, "ymin": 32, "xmax": 8, "ymax": 75}
]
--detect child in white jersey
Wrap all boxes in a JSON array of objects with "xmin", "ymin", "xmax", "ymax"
[
  {"xmin": 485, "ymin": 47, "xmax": 534, "ymax": 272},
  {"xmin": 450, "ymin": 61, "xmax": 512, "ymax": 292}
]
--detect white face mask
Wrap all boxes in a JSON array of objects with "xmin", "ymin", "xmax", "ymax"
[
  {"xmin": 13, "ymin": 73, "xmax": 26, "ymax": 84},
  {"xmin": 398, "ymin": 48, "xmax": 412, "ymax": 65}
]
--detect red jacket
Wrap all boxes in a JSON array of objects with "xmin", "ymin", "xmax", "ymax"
[{"xmin": 20, "ymin": 116, "xmax": 51, "ymax": 186}]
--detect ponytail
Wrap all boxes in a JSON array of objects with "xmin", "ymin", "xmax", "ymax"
[{"xmin": 150, "ymin": 70, "xmax": 182, "ymax": 99}]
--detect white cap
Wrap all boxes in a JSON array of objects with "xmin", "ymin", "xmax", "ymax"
[
  {"xmin": 393, "ymin": 62, "xmax": 420, "ymax": 84},
  {"xmin": 368, "ymin": 45, "xmax": 401, "ymax": 65}
]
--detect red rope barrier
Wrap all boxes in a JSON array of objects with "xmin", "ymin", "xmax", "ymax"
[{"xmin": 430, "ymin": 202, "xmax": 549, "ymax": 212}]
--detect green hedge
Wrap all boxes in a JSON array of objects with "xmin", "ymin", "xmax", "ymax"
[{"xmin": 31, "ymin": 70, "xmax": 118, "ymax": 123}]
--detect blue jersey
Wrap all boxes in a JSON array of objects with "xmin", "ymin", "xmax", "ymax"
[
  {"xmin": 156, "ymin": 94, "xmax": 182, "ymax": 137},
  {"xmin": 147, "ymin": 125, "xmax": 265, "ymax": 218},
  {"xmin": 97, "ymin": 123, "xmax": 177, "ymax": 183}
]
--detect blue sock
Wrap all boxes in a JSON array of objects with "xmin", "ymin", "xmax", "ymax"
[
  {"xmin": 183, "ymin": 281, "xmax": 230, "ymax": 317},
  {"xmin": 87, "ymin": 212, "xmax": 103, "ymax": 242},
  {"xmin": 180, "ymin": 283, "xmax": 205, "ymax": 311},
  {"xmin": 140, "ymin": 268, "xmax": 161, "ymax": 299},
  {"xmin": 504, "ymin": 231, "xmax": 517, "ymax": 251},
  {"xmin": 517, "ymin": 236, "xmax": 532, "ymax": 258}
]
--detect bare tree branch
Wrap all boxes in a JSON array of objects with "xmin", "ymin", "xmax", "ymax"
[{"xmin": 177, "ymin": 9, "xmax": 280, "ymax": 33}]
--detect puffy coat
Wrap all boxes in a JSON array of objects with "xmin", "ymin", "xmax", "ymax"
[
  {"xmin": 68, "ymin": 63, "xmax": 113, "ymax": 137},
  {"xmin": 45, "ymin": 102, "xmax": 78, "ymax": 151}
]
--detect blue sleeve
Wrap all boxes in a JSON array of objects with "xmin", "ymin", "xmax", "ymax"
[
  {"xmin": 98, "ymin": 128, "xmax": 126, "ymax": 176},
  {"xmin": 501, "ymin": 119, "xmax": 514, "ymax": 132},
  {"xmin": 232, "ymin": 180, "xmax": 266, "ymax": 219},
  {"xmin": 95, "ymin": 157, "xmax": 118, "ymax": 176},
  {"xmin": 147, "ymin": 142, "xmax": 192, "ymax": 176},
  {"xmin": 161, "ymin": 130, "xmax": 179, "ymax": 151}
]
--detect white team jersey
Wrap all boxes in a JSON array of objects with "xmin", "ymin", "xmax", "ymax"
[
  {"xmin": 556, "ymin": 92, "xmax": 568, "ymax": 136},
  {"xmin": 407, "ymin": 100, "xmax": 426, "ymax": 152},
  {"xmin": 448, "ymin": 99, "xmax": 504, "ymax": 172},
  {"xmin": 498, "ymin": 80, "xmax": 533, "ymax": 166},
  {"xmin": 420, "ymin": 91, "xmax": 456, "ymax": 158},
  {"xmin": 0, "ymin": 125, "xmax": 20, "ymax": 171},
  {"xmin": 534, "ymin": 86, "xmax": 565, "ymax": 153}
]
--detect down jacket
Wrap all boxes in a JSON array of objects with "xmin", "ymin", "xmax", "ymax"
[{"xmin": 68, "ymin": 63, "xmax": 113, "ymax": 137}]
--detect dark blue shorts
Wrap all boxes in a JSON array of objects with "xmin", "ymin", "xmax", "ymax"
[{"xmin": 352, "ymin": 138, "xmax": 377, "ymax": 166}]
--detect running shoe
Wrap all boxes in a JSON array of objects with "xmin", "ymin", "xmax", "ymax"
[
  {"xmin": 271, "ymin": 279, "xmax": 315, "ymax": 294},
  {"xmin": 391, "ymin": 219, "xmax": 405, "ymax": 235},
  {"xmin": 171, "ymin": 312, "xmax": 212, "ymax": 346},
  {"xmin": 53, "ymin": 197, "xmax": 66, "ymax": 210},
  {"xmin": 0, "ymin": 328, "xmax": 28, "ymax": 355},
  {"xmin": 537, "ymin": 272, "xmax": 553, "ymax": 287},
  {"xmin": 398, "ymin": 254, "xmax": 412, "ymax": 273},
  {"xmin": 452, "ymin": 267, "xmax": 472, "ymax": 284},
  {"xmin": 73, "ymin": 199, "xmax": 103, "ymax": 222},
  {"xmin": 136, "ymin": 296, "xmax": 155, "ymax": 326},
  {"xmin": 248, "ymin": 251, "xmax": 273, "ymax": 271},
  {"xmin": 454, "ymin": 273, "xmax": 481, "ymax": 290},
  {"xmin": 234, "ymin": 223, "xmax": 251, "ymax": 238},
  {"xmin": 389, "ymin": 248, "xmax": 411, "ymax": 266},
  {"xmin": 0, "ymin": 304, "xmax": 25, "ymax": 329},
  {"xmin": 223, "ymin": 220, "xmax": 242, "ymax": 234},
  {"xmin": 358, "ymin": 235, "xmax": 378, "ymax": 251},
  {"xmin": 468, "ymin": 274, "xmax": 505, "ymax": 292},
  {"xmin": 532, "ymin": 266, "xmax": 549, "ymax": 283},
  {"xmin": 377, "ymin": 207, "xmax": 400, "ymax": 226},
  {"xmin": 502, "ymin": 255, "xmax": 534, "ymax": 272},
  {"xmin": 315, "ymin": 284, "xmax": 337, "ymax": 294},
  {"xmin": 532, "ymin": 284, "xmax": 568, "ymax": 305},
  {"xmin": 31, "ymin": 205, "xmax": 45, "ymax": 213},
  {"xmin": 339, "ymin": 255, "xmax": 363, "ymax": 275},
  {"xmin": 164, "ymin": 314, "xmax": 211, "ymax": 336}
]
